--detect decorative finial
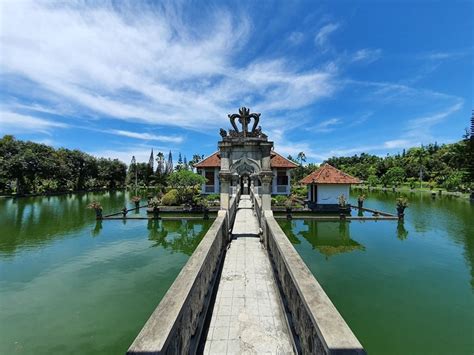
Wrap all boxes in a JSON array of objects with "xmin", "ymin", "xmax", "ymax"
[{"xmin": 227, "ymin": 107, "xmax": 261, "ymax": 137}]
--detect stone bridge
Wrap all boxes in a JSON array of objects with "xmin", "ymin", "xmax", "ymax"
[{"xmin": 127, "ymin": 187, "xmax": 365, "ymax": 355}]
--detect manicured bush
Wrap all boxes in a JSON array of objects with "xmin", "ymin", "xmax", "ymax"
[
  {"xmin": 274, "ymin": 195, "xmax": 288, "ymax": 205},
  {"xmin": 291, "ymin": 185, "xmax": 307, "ymax": 198},
  {"xmin": 205, "ymin": 193, "xmax": 220, "ymax": 201},
  {"xmin": 162, "ymin": 189, "xmax": 179, "ymax": 205}
]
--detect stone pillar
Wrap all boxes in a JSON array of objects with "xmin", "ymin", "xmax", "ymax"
[
  {"xmin": 219, "ymin": 172, "xmax": 231, "ymax": 210},
  {"xmin": 260, "ymin": 173, "xmax": 273, "ymax": 211}
]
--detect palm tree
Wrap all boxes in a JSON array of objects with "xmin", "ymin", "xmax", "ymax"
[{"xmin": 412, "ymin": 147, "xmax": 427, "ymax": 188}]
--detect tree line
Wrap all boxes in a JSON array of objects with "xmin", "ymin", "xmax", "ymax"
[
  {"xmin": 287, "ymin": 132, "xmax": 473, "ymax": 192},
  {"xmin": 126, "ymin": 149, "xmax": 204, "ymax": 188},
  {"xmin": 0, "ymin": 135, "xmax": 127, "ymax": 195},
  {"xmin": 320, "ymin": 135, "xmax": 473, "ymax": 191}
]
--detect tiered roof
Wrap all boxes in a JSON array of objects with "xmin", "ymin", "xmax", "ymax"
[
  {"xmin": 194, "ymin": 151, "xmax": 298, "ymax": 169},
  {"xmin": 300, "ymin": 164, "xmax": 361, "ymax": 184}
]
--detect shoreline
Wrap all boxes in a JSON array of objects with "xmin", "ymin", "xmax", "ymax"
[
  {"xmin": 353, "ymin": 184, "xmax": 471, "ymax": 200},
  {"xmin": 0, "ymin": 188, "xmax": 123, "ymax": 199}
]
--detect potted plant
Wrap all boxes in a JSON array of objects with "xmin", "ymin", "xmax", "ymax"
[
  {"xmin": 149, "ymin": 197, "xmax": 161, "ymax": 219},
  {"xmin": 131, "ymin": 196, "xmax": 141, "ymax": 209},
  {"xmin": 285, "ymin": 199, "xmax": 293, "ymax": 220},
  {"xmin": 396, "ymin": 197, "xmax": 409, "ymax": 219},
  {"xmin": 88, "ymin": 201, "xmax": 103, "ymax": 220},
  {"xmin": 357, "ymin": 194, "xmax": 365, "ymax": 209}
]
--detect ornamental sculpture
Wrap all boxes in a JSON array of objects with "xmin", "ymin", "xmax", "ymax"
[{"xmin": 221, "ymin": 107, "xmax": 267, "ymax": 139}]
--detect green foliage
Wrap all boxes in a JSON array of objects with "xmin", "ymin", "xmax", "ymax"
[
  {"xmin": 273, "ymin": 195, "xmax": 288, "ymax": 206},
  {"xmin": 396, "ymin": 197, "xmax": 409, "ymax": 208},
  {"xmin": 162, "ymin": 189, "xmax": 179, "ymax": 205},
  {"xmin": 407, "ymin": 177, "xmax": 417, "ymax": 189},
  {"xmin": 167, "ymin": 170, "xmax": 206, "ymax": 203},
  {"xmin": 87, "ymin": 201, "xmax": 102, "ymax": 210},
  {"xmin": 0, "ymin": 135, "xmax": 126, "ymax": 194},
  {"xmin": 205, "ymin": 193, "xmax": 220, "ymax": 201},
  {"xmin": 443, "ymin": 171, "xmax": 465, "ymax": 191},
  {"xmin": 148, "ymin": 197, "xmax": 161, "ymax": 208},
  {"xmin": 291, "ymin": 185, "xmax": 307, "ymax": 198},
  {"xmin": 367, "ymin": 174, "xmax": 379, "ymax": 187},
  {"xmin": 381, "ymin": 167, "xmax": 405, "ymax": 187},
  {"xmin": 320, "ymin": 138, "xmax": 472, "ymax": 191}
]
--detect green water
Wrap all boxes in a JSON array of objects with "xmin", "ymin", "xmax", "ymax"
[
  {"xmin": 279, "ymin": 191, "xmax": 474, "ymax": 354},
  {"xmin": 0, "ymin": 191, "xmax": 213, "ymax": 354}
]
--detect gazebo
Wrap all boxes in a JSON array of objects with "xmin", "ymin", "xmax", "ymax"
[{"xmin": 300, "ymin": 164, "xmax": 361, "ymax": 212}]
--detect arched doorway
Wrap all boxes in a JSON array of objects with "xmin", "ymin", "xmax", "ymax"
[{"xmin": 240, "ymin": 174, "xmax": 250, "ymax": 194}]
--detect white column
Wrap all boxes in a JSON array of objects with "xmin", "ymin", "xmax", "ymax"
[
  {"xmin": 214, "ymin": 168, "xmax": 219, "ymax": 193},
  {"xmin": 272, "ymin": 169, "xmax": 277, "ymax": 194},
  {"xmin": 201, "ymin": 169, "xmax": 206, "ymax": 193},
  {"xmin": 261, "ymin": 175, "xmax": 272, "ymax": 210},
  {"xmin": 286, "ymin": 169, "xmax": 291, "ymax": 195}
]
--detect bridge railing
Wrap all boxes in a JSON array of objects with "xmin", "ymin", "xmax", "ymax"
[
  {"xmin": 228, "ymin": 184, "xmax": 241, "ymax": 232},
  {"xmin": 127, "ymin": 195, "xmax": 241, "ymax": 354},
  {"xmin": 252, "ymin": 193, "xmax": 366, "ymax": 354}
]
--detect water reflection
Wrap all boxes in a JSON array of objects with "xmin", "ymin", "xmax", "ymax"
[
  {"xmin": 147, "ymin": 219, "xmax": 212, "ymax": 255},
  {"xmin": 351, "ymin": 189, "xmax": 474, "ymax": 289},
  {"xmin": 396, "ymin": 221, "xmax": 409, "ymax": 240},
  {"xmin": 91, "ymin": 220, "xmax": 103, "ymax": 237},
  {"xmin": 281, "ymin": 220, "xmax": 365, "ymax": 259},
  {"xmin": 0, "ymin": 191, "xmax": 129, "ymax": 255}
]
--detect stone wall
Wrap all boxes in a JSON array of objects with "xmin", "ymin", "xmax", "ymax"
[
  {"xmin": 127, "ymin": 210, "xmax": 229, "ymax": 355},
  {"xmin": 265, "ymin": 214, "xmax": 366, "ymax": 354}
]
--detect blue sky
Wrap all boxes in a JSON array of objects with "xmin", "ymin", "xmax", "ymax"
[{"xmin": 0, "ymin": 0, "xmax": 472, "ymax": 164}]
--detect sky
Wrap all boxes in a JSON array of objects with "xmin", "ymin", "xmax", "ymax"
[{"xmin": 0, "ymin": 0, "xmax": 472, "ymax": 164}]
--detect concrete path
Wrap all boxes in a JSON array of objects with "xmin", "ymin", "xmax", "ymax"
[{"xmin": 203, "ymin": 195, "xmax": 294, "ymax": 355}]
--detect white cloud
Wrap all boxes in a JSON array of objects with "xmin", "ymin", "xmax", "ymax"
[
  {"xmin": 0, "ymin": 1, "xmax": 338, "ymax": 132},
  {"xmin": 315, "ymin": 22, "xmax": 340, "ymax": 48},
  {"xmin": 406, "ymin": 100, "xmax": 463, "ymax": 139},
  {"xmin": 351, "ymin": 48, "xmax": 382, "ymax": 63},
  {"xmin": 89, "ymin": 145, "xmax": 175, "ymax": 165},
  {"xmin": 288, "ymin": 31, "xmax": 304, "ymax": 45},
  {"xmin": 0, "ymin": 111, "xmax": 68, "ymax": 134},
  {"xmin": 110, "ymin": 130, "xmax": 183, "ymax": 143},
  {"xmin": 308, "ymin": 118, "xmax": 341, "ymax": 133}
]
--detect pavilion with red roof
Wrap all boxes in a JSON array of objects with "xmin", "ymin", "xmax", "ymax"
[
  {"xmin": 195, "ymin": 151, "xmax": 298, "ymax": 195},
  {"xmin": 301, "ymin": 164, "xmax": 361, "ymax": 208}
]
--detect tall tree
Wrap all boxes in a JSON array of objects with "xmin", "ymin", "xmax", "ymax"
[
  {"xmin": 183, "ymin": 156, "xmax": 188, "ymax": 170},
  {"xmin": 156, "ymin": 152, "xmax": 165, "ymax": 175},
  {"xmin": 166, "ymin": 151, "xmax": 173, "ymax": 174},
  {"xmin": 148, "ymin": 149, "xmax": 154, "ymax": 172}
]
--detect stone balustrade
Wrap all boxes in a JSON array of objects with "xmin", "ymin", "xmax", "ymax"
[{"xmin": 264, "ymin": 212, "xmax": 366, "ymax": 354}]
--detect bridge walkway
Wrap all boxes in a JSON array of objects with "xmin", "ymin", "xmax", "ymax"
[{"xmin": 203, "ymin": 195, "xmax": 294, "ymax": 354}]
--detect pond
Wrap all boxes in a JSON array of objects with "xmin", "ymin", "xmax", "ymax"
[
  {"xmin": 0, "ymin": 191, "xmax": 213, "ymax": 354},
  {"xmin": 278, "ymin": 190, "xmax": 474, "ymax": 355}
]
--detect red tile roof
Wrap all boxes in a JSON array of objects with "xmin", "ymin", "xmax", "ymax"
[
  {"xmin": 270, "ymin": 151, "xmax": 298, "ymax": 169},
  {"xmin": 194, "ymin": 151, "xmax": 298, "ymax": 169},
  {"xmin": 300, "ymin": 164, "xmax": 361, "ymax": 184},
  {"xmin": 194, "ymin": 152, "xmax": 221, "ymax": 168}
]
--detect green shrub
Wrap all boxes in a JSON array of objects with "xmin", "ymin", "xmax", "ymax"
[
  {"xmin": 367, "ymin": 175, "xmax": 379, "ymax": 187},
  {"xmin": 407, "ymin": 177, "xmax": 417, "ymax": 189},
  {"xmin": 205, "ymin": 193, "xmax": 220, "ymax": 201},
  {"xmin": 291, "ymin": 185, "xmax": 307, "ymax": 198},
  {"xmin": 443, "ymin": 171, "xmax": 464, "ymax": 191},
  {"xmin": 162, "ymin": 189, "xmax": 179, "ymax": 205},
  {"xmin": 274, "ymin": 195, "xmax": 288, "ymax": 205}
]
